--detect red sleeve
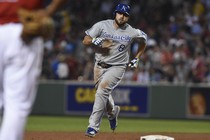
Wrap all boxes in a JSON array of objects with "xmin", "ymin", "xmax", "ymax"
[
  {"xmin": 19, "ymin": 0, "xmax": 44, "ymax": 10},
  {"xmin": 0, "ymin": 0, "xmax": 44, "ymax": 24}
]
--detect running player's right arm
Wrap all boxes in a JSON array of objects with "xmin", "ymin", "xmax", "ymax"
[
  {"xmin": 83, "ymin": 21, "xmax": 104, "ymax": 47},
  {"xmin": 82, "ymin": 35, "xmax": 106, "ymax": 48},
  {"xmin": 82, "ymin": 35, "xmax": 93, "ymax": 46}
]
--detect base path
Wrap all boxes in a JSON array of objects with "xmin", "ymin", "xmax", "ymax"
[{"xmin": 25, "ymin": 131, "xmax": 210, "ymax": 140}]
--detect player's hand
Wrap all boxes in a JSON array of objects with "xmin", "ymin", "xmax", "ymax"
[
  {"xmin": 18, "ymin": 8, "xmax": 54, "ymax": 44},
  {"xmin": 128, "ymin": 58, "xmax": 139, "ymax": 68},
  {"xmin": 92, "ymin": 37, "xmax": 105, "ymax": 47}
]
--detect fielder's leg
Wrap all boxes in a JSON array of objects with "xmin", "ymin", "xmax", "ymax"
[{"xmin": 0, "ymin": 24, "xmax": 43, "ymax": 140}]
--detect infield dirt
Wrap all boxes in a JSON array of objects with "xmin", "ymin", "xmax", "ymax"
[{"xmin": 25, "ymin": 131, "xmax": 210, "ymax": 140}]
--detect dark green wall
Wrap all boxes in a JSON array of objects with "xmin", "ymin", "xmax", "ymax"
[
  {"xmin": 150, "ymin": 85, "xmax": 187, "ymax": 119},
  {"xmin": 31, "ymin": 82, "xmax": 188, "ymax": 119},
  {"xmin": 32, "ymin": 82, "xmax": 66, "ymax": 115}
]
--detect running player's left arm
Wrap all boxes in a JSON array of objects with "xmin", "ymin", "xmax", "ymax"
[
  {"xmin": 134, "ymin": 38, "xmax": 147, "ymax": 59},
  {"xmin": 128, "ymin": 30, "xmax": 147, "ymax": 68}
]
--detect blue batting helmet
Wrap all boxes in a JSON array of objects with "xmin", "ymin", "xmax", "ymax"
[{"xmin": 113, "ymin": 3, "xmax": 130, "ymax": 17}]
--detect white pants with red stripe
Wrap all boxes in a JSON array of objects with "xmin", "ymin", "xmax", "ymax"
[{"xmin": 0, "ymin": 23, "xmax": 44, "ymax": 140}]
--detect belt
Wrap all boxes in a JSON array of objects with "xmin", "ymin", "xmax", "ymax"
[
  {"xmin": 97, "ymin": 62, "xmax": 112, "ymax": 68},
  {"xmin": 97, "ymin": 62, "xmax": 126, "ymax": 69}
]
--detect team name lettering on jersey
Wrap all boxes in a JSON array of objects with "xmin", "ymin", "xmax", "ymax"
[{"xmin": 102, "ymin": 32, "xmax": 131, "ymax": 42}]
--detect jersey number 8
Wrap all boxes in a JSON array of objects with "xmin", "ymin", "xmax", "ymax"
[{"xmin": 118, "ymin": 44, "xmax": 126, "ymax": 52}]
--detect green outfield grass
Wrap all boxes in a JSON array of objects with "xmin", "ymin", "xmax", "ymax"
[{"xmin": 26, "ymin": 115, "xmax": 210, "ymax": 133}]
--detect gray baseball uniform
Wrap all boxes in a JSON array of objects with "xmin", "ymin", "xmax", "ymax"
[{"xmin": 85, "ymin": 19, "xmax": 147, "ymax": 131}]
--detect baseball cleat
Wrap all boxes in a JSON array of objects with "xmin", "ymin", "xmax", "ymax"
[
  {"xmin": 85, "ymin": 127, "xmax": 97, "ymax": 137},
  {"xmin": 109, "ymin": 105, "xmax": 120, "ymax": 131}
]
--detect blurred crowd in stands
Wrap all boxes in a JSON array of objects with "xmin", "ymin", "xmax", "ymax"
[{"xmin": 40, "ymin": 0, "xmax": 210, "ymax": 84}]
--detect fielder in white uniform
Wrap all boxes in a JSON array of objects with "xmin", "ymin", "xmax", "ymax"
[
  {"xmin": 83, "ymin": 3, "xmax": 147, "ymax": 137},
  {"xmin": 0, "ymin": 1, "xmax": 66, "ymax": 140}
]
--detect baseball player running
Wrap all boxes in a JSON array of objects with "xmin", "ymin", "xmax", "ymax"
[
  {"xmin": 83, "ymin": 3, "xmax": 147, "ymax": 137},
  {"xmin": 0, "ymin": 0, "xmax": 66, "ymax": 140}
]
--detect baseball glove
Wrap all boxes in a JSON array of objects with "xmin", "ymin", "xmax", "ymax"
[{"xmin": 18, "ymin": 8, "xmax": 55, "ymax": 43}]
